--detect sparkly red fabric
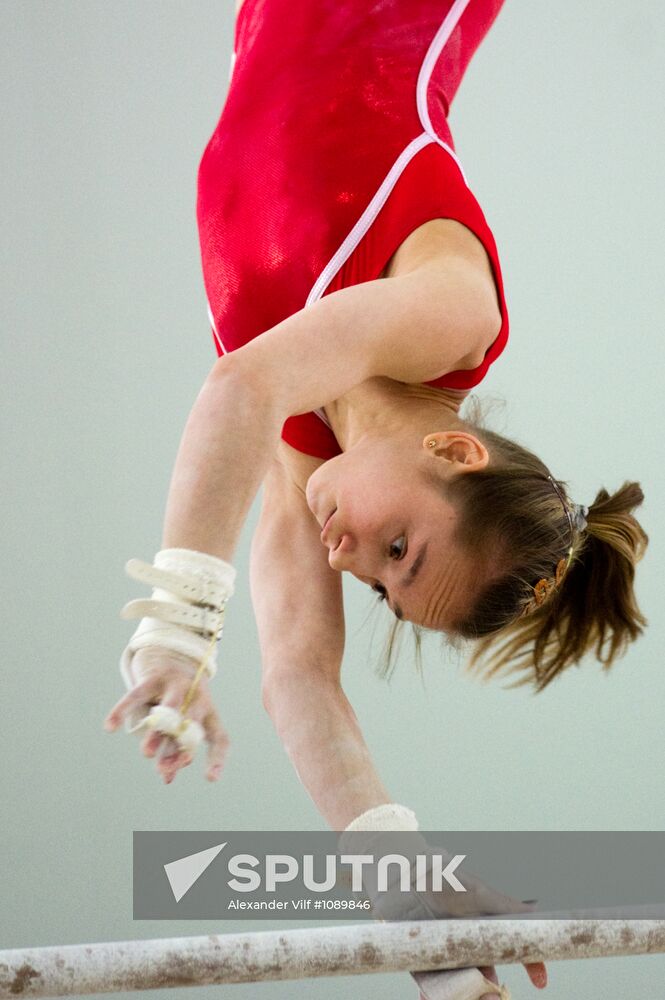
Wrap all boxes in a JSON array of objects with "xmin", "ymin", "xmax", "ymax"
[{"xmin": 197, "ymin": 0, "xmax": 508, "ymax": 459}]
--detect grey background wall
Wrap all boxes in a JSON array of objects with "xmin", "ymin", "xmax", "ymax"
[{"xmin": 1, "ymin": 2, "xmax": 663, "ymax": 997}]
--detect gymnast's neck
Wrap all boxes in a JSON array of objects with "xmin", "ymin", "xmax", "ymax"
[{"xmin": 323, "ymin": 378, "xmax": 468, "ymax": 453}]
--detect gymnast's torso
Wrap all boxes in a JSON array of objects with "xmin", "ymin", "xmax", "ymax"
[{"xmin": 197, "ymin": 0, "xmax": 508, "ymax": 462}]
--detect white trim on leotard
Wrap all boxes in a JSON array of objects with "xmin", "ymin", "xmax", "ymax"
[
  {"xmin": 306, "ymin": 4, "xmax": 470, "ymax": 313},
  {"xmin": 416, "ymin": 0, "xmax": 472, "ymax": 142},
  {"xmin": 208, "ymin": 300, "xmax": 226, "ymax": 354},
  {"xmin": 305, "ymin": 132, "xmax": 432, "ymax": 308},
  {"xmin": 306, "ymin": 2, "xmax": 472, "ymax": 429}
]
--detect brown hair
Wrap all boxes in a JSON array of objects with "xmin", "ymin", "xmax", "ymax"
[{"xmin": 381, "ymin": 422, "xmax": 648, "ymax": 692}]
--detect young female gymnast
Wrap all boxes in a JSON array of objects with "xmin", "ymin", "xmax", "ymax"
[{"xmin": 105, "ymin": 1, "xmax": 647, "ymax": 995}]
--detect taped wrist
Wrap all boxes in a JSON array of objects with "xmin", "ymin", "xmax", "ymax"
[
  {"xmin": 343, "ymin": 803, "xmax": 419, "ymax": 833},
  {"xmin": 339, "ymin": 804, "xmax": 450, "ymax": 921},
  {"xmin": 119, "ymin": 547, "xmax": 236, "ymax": 690}
]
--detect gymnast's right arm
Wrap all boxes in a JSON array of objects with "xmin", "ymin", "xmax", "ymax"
[
  {"xmin": 251, "ymin": 450, "xmax": 393, "ymax": 830},
  {"xmin": 104, "ymin": 261, "xmax": 495, "ymax": 779}
]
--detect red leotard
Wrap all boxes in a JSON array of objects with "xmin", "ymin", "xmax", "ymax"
[{"xmin": 197, "ymin": 0, "xmax": 508, "ymax": 460}]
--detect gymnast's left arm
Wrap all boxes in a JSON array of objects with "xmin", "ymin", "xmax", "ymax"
[{"xmin": 250, "ymin": 449, "xmax": 394, "ymax": 828}]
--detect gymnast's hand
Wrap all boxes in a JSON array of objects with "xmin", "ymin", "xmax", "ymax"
[
  {"xmin": 341, "ymin": 831, "xmax": 547, "ymax": 994},
  {"xmin": 376, "ymin": 859, "xmax": 547, "ymax": 990},
  {"xmin": 410, "ymin": 868, "xmax": 547, "ymax": 1000},
  {"xmin": 103, "ymin": 647, "xmax": 229, "ymax": 784},
  {"xmin": 381, "ymin": 854, "xmax": 547, "ymax": 993}
]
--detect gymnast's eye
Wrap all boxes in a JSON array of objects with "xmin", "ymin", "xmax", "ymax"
[
  {"xmin": 389, "ymin": 536, "xmax": 406, "ymax": 559},
  {"xmin": 372, "ymin": 582, "xmax": 387, "ymax": 601}
]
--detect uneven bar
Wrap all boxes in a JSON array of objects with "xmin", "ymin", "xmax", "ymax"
[{"xmin": 1, "ymin": 919, "xmax": 664, "ymax": 998}]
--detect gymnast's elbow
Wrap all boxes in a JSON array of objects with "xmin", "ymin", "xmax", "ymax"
[
  {"xmin": 261, "ymin": 670, "xmax": 310, "ymax": 725},
  {"xmin": 205, "ymin": 350, "xmax": 286, "ymax": 422},
  {"xmin": 261, "ymin": 669, "xmax": 342, "ymax": 734}
]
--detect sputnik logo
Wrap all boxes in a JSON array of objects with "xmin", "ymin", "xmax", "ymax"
[{"xmin": 164, "ymin": 842, "xmax": 227, "ymax": 902}]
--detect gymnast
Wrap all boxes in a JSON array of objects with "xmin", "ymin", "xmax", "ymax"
[{"xmin": 104, "ymin": 1, "xmax": 647, "ymax": 996}]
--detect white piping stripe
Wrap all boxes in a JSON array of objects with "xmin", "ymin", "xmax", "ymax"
[
  {"xmin": 303, "ymin": 3, "xmax": 473, "ymax": 432},
  {"xmin": 416, "ymin": 0, "xmax": 473, "ymax": 139},
  {"xmin": 305, "ymin": 130, "xmax": 467, "ymax": 308},
  {"xmin": 313, "ymin": 406, "xmax": 332, "ymax": 428},
  {"xmin": 305, "ymin": 132, "xmax": 433, "ymax": 307},
  {"xmin": 306, "ymin": 0, "xmax": 472, "ymax": 313},
  {"xmin": 431, "ymin": 134, "xmax": 467, "ymax": 186},
  {"xmin": 208, "ymin": 300, "xmax": 226, "ymax": 354},
  {"xmin": 304, "ymin": 131, "xmax": 466, "ymax": 438}
]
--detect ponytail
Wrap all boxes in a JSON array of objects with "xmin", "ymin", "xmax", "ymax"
[{"xmin": 462, "ymin": 480, "xmax": 648, "ymax": 690}]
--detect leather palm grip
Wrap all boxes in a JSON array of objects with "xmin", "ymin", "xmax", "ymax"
[
  {"xmin": 119, "ymin": 549, "xmax": 236, "ymax": 733},
  {"xmin": 120, "ymin": 548, "xmax": 235, "ymax": 681}
]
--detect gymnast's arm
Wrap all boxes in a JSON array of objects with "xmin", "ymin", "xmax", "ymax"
[
  {"xmin": 250, "ymin": 447, "xmax": 392, "ymax": 829},
  {"xmin": 161, "ymin": 257, "xmax": 498, "ymax": 561},
  {"xmin": 108, "ymin": 255, "xmax": 495, "ymax": 780}
]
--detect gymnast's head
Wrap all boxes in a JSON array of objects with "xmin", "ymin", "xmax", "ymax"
[{"xmin": 305, "ymin": 411, "xmax": 648, "ymax": 691}]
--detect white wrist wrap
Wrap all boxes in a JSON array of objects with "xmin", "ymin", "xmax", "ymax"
[
  {"xmin": 337, "ymin": 803, "xmax": 422, "ymax": 860},
  {"xmin": 344, "ymin": 803, "xmax": 419, "ymax": 833},
  {"xmin": 119, "ymin": 548, "xmax": 236, "ymax": 691}
]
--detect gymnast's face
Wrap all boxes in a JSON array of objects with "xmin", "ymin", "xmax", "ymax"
[{"xmin": 305, "ymin": 431, "xmax": 488, "ymax": 630}]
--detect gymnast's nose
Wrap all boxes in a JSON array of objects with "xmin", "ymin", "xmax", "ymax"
[{"xmin": 328, "ymin": 531, "xmax": 359, "ymax": 571}]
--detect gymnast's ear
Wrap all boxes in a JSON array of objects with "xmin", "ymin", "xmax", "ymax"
[{"xmin": 422, "ymin": 431, "xmax": 489, "ymax": 471}]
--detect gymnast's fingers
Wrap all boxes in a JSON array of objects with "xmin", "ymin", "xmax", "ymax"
[
  {"xmin": 202, "ymin": 710, "xmax": 230, "ymax": 782},
  {"xmin": 154, "ymin": 683, "xmax": 200, "ymax": 784},
  {"xmin": 141, "ymin": 729, "xmax": 164, "ymax": 758},
  {"xmin": 478, "ymin": 964, "xmax": 501, "ymax": 1000},
  {"xmin": 103, "ymin": 680, "xmax": 157, "ymax": 732},
  {"xmin": 478, "ymin": 956, "xmax": 547, "ymax": 992},
  {"xmin": 524, "ymin": 962, "xmax": 548, "ymax": 989},
  {"xmin": 158, "ymin": 737, "xmax": 194, "ymax": 785},
  {"xmin": 467, "ymin": 877, "xmax": 537, "ymax": 917}
]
